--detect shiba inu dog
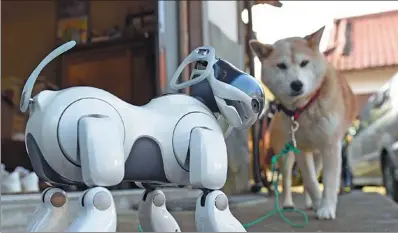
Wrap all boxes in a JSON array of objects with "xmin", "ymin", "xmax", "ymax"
[{"xmin": 250, "ymin": 26, "xmax": 356, "ymax": 220}]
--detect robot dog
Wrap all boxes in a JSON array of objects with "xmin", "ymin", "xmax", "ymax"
[{"xmin": 21, "ymin": 41, "xmax": 265, "ymax": 232}]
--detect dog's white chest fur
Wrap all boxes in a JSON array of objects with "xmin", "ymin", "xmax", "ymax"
[{"xmin": 285, "ymin": 111, "xmax": 340, "ymax": 149}]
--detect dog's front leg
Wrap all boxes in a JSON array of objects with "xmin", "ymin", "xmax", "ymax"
[
  {"xmin": 281, "ymin": 151, "xmax": 295, "ymax": 209},
  {"xmin": 316, "ymin": 141, "xmax": 342, "ymax": 220},
  {"xmin": 295, "ymin": 151, "xmax": 322, "ymax": 210},
  {"xmin": 304, "ymin": 152, "xmax": 323, "ymax": 210}
]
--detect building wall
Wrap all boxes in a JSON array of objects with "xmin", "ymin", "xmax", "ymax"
[
  {"xmin": 203, "ymin": 1, "xmax": 245, "ymax": 70},
  {"xmin": 342, "ymin": 66, "xmax": 398, "ymax": 113},
  {"xmin": 355, "ymin": 93, "xmax": 372, "ymax": 115},
  {"xmin": 159, "ymin": 0, "xmax": 179, "ymax": 94},
  {"xmin": 343, "ymin": 66, "xmax": 398, "ymax": 94},
  {"xmin": 202, "ymin": 1, "xmax": 249, "ymax": 194}
]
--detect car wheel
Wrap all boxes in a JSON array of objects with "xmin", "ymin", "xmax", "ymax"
[{"xmin": 382, "ymin": 156, "xmax": 398, "ymax": 202}]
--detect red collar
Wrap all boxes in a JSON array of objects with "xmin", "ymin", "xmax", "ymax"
[{"xmin": 274, "ymin": 87, "xmax": 322, "ymax": 121}]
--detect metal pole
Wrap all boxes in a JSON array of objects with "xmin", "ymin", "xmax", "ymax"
[
  {"xmin": 177, "ymin": 0, "xmax": 190, "ymax": 94},
  {"xmin": 244, "ymin": 0, "xmax": 263, "ymax": 193},
  {"xmin": 246, "ymin": 0, "xmax": 256, "ymax": 76}
]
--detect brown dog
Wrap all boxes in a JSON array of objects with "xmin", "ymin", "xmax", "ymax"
[{"xmin": 250, "ymin": 26, "xmax": 356, "ymax": 220}]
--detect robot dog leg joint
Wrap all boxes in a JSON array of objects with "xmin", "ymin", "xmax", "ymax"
[{"xmin": 138, "ymin": 188, "xmax": 181, "ymax": 232}]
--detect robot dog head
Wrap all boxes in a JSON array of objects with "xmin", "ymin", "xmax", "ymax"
[
  {"xmin": 209, "ymin": 58, "xmax": 265, "ymax": 130},
  {"xmin": 170, "ymin": 46, "xmax": 265, "ymax": 130}
]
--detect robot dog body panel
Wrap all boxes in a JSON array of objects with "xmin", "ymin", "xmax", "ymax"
[{"xmin": 25, "ymin": 86, "xmax": 223, "ymax": 187}]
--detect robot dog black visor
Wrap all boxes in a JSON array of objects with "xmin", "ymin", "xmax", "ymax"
[
  {"xmin": 212, "ymin": 59, "xmax": 265, "ymax": 117},
  {"xmin": 190, "ymin": 58, "xmax": 265, "ymax": 126}
]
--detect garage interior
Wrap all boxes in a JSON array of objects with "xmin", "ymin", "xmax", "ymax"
[{"xmin": 2, "ymin": 0, "xmax": 159, "ymax": 192}]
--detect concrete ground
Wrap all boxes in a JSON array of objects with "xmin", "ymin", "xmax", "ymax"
[
  {"xmin": 117, "ymin": 191, "xmax": 398, "ymax": 232},
  {"xmin": 2, "ymin": 188, "xmax": 397, "ymax": 232}
]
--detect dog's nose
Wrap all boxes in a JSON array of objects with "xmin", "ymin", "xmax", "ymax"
[{"xmin": 290, "ymin": 80, "xmax": 303, "ymax": 92}]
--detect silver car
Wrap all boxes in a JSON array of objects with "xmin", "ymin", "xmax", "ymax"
[{"xmin": 347, "ymin": 72, "xmax": 398, "ymax": 202}]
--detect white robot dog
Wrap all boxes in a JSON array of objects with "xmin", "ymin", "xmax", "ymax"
[{"xmin": 21, "ymin": 41, "xmax": 265, "ymax": 232}]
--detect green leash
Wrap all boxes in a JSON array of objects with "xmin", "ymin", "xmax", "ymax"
[
  {"xmin": 138, "ymin": 143, "xmax": 308, "ymax": 232},
  {"xmin": 242, "ymin": 142, "xmax": 308, "ymax": 229}
]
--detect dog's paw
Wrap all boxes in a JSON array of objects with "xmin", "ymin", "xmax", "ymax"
[
  {"xmin": 282, "ymin": 199, "xmax": 295, "ymax": 210},
  {"xmin": 316, "ymin": 202, "xmax": 336, "ymax": 220},
  {"xmin": 283, "ymin": 205, "xmax": 295, "ymax": 210},
  {"xmin": 305, "ymin": 196, "xmax": 313, "ymax": 210},
  {"xmin": 305, "ymin": 200, "xmax": 313, "ymax": 210},
  {"xmin": 305, "ymin": 204, "xmax": 314, "ymax": 210},
  {"xmin": 306, "ymin": 198, "xmax": 321, "ymax": 211}
]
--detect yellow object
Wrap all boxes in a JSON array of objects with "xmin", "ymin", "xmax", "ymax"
[
  {"xmin": 261, "ymin": 82, "xmax": 275, "ymax": 101},
  {"xmin": 345, "ymin": 135, "xmax": 353, "ymax": 143}
]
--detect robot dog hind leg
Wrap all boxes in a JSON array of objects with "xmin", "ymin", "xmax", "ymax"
[{"xmin": 138, "ymin": 187, "xmax": 181, "ymax": 232}]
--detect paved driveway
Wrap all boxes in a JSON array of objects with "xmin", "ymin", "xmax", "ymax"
[
  {"xmin": 118, "ymin": 191, "xmax": 398, "ymax": 232},
  {"xmin": 2, "ymin": 189, "xmax": 397, "ymax": 232}
]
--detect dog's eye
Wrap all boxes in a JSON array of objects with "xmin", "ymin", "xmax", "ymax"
[
  {"xmin": 300, "ymin": 60, "xmax": 309, "ymax": 67},
  {"xmin": 277, "ymin": 63, "xmax": 287, "ymax": 70}
]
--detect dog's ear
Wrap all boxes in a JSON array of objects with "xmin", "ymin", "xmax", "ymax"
[
  {"xmin": 249, "ymin": 40, "xmax": 273, "ymax": 61},
  {"xmin": 304, "ymin": 26, "xmax": 325, "ymax": 51},
  {"xmin": 323, "ymin": 46, "xmax": 336, "ymax": 57}
]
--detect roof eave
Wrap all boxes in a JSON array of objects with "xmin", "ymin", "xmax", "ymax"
[{"xmin": 254, "ymin": 0, "xmax": 283, "ymax": 7}]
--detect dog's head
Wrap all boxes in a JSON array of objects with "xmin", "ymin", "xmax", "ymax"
[{"xmin": 249, "ymin": 26, "xmax": 327, "ymax": 106}]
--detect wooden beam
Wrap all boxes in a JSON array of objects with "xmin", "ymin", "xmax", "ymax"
[{"xmin": 255, "ymin": 0, "xmax": 283, "ymax": 7}]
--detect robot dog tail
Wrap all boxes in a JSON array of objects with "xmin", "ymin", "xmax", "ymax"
[{"xmin": 20, "ymin": 41, "xmax": 76, "ymax": 113}]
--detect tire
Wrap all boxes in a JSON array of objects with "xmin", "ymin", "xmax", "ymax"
[{"xmin": 382, "ymin": 156, "xmax": 398, "ymax": 203}]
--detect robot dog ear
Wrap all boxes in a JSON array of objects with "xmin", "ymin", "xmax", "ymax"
[{"xmin": 249, "ymin": 40, "xmax": 273, "ymax": 61}]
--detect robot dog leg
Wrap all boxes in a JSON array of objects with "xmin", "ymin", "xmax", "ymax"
[
  {"xmin": 27, "ymin": 187, "xmax": 69, "ymax": 232},
  {"xmin": 67, "ymin": 187, "xmax": 116, "ymax": 232},
  {"xmin": 25, "ymin": 100, "xmax": 124, "ymax": 232},
  {"xmin": 190, "ymin": 127, "xmax": 246, "ymax": 232},
  {"xmin": 138, "ymin": 187, "xmax": 181, "ymax": 232},
  {"xmin": 66, "ymin": 114, "xmax": 122, "ymax": 232}
]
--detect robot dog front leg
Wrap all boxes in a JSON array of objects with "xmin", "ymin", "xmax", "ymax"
[
  {"xmin": 190, "ymin": 127, "xmax": 246, "ymax": 232},
  {"xmin": 138, "ymin": 187, "xmax": 181, "ymax": 232}
]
